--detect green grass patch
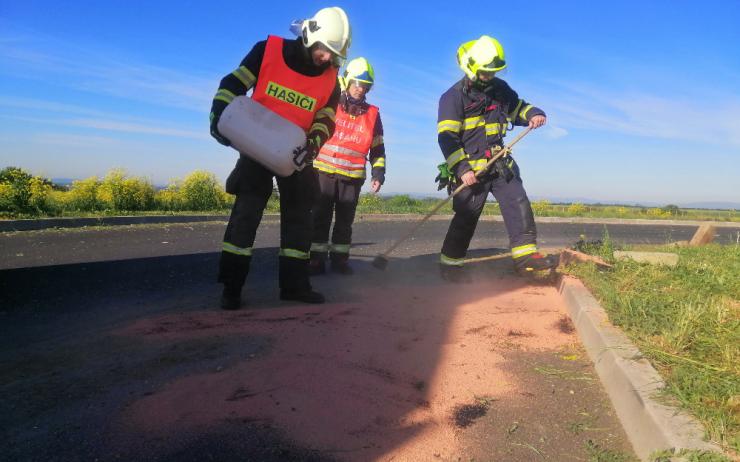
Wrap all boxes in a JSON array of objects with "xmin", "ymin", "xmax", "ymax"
[
  {"xmin": 567, "ymin": 240, "xmax": 740, "ymax": 454},
  {"xmin": 585, "ymin": 439, "xmax": 636, "ymax": 462}
]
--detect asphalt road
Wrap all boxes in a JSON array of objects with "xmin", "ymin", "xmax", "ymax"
[
  {"xmin": 2, "ymin": 217, "xmax": 738, "ymax": 271},
  {"xmin": 0, "ymin": 217, "xmax": 651, "ymax": 461}
]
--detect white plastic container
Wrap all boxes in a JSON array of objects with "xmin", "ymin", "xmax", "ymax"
[{"xmin": 217, "ymin": 95, "xmax": 307, "ymax": 177}]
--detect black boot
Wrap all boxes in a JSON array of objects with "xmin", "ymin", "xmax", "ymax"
[
  {"xmin": 514, "ymin": 252, "xmax": 560, "ymax": 275},
  {"xmin": 309, "ymin": 258, "xmax": 326, "ymax": 276},
  {"xmin": 439, "ymin": 264, "xmax": 472, "ymax": 283},
  {"xmin": 280, "ymin": 288, "xmax": 326, "ymax": 304},
  {"xmin": 221, "ymin": 284, "xmax": 243, "ymax": 310},
  {"xmin": 330, "ymin": 257, "xmax": 353, "ymax": 275}
]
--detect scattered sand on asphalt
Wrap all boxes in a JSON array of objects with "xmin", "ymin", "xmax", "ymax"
[{"xmin": 118, "ymin": 267, "xmax": 579, "ymax": 461}]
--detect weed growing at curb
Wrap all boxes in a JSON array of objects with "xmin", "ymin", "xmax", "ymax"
[
  {"xmin": 650, "ymin": 448, "xmax": 732, "ymax": 462},
  {"xmin": 586, "ymin": 439, "xmax": 636, "ymax": 462}
]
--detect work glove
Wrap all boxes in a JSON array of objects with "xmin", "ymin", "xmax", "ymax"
[
  {"xmin": 435, "ymin": 162, "xmax": 455, "ymax": 194},
  {"xmin": 210, "ymin": 111, "xmax": 231, "ymax": 147},
  {"xmin": 293, "ymin": 138, "xmax": 319, "ymax": 171}
]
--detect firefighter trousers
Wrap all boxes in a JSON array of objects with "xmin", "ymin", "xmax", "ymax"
[
  {"xmin": 441, "ymin": 159, "xmax": 537, "ymax": 261},
  {"xmin": 310, "ymin": 171, "xmax": 363, "ymax": 262},
  {"xmin": 218, "ymin": 156, "xmax": 318, "ymax": 291}
]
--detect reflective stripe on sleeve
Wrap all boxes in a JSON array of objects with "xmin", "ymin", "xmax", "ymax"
[
  {"xmin": 232, "ymin": 66, "xmax": 256, "ymax": 88},
  {"xmin": 446, "ymin": 148, "xmax": 467, "ymax": 168},
  {"xmin": 437, "ymin": 119, "xmax": 462, "ymax": 134}
]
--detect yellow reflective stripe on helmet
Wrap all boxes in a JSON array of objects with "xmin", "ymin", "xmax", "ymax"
[
  {"xmin": 371, "ymin": 135, "xmax": 384, "ymax": 148},
  {"xmin": 485, "ymin": 123, "xmax": 503, "ymax": 136},
  {"xmin": 372, "ymin": 157, "xmax": 385, "ymax": 168},
  {"xmin": 508, "ymin": 99, "xmax": 524, "ymax": 122},
  {"xmin": 222, "ymin": 242, "xmax": 252, "ymax": 256},
  {"xmin": 519, "ymin": 104, "xmax": 534, "ymax": 120},
  {"xmin": 463, "ymin": 116, "xmax": 485, "ymax": 131},
  {"xmin": 440, "ymin": 253, "xmax": 465, "ymax": 266},
  {"xmin": 437, "ymin": 119, "xmax": 462, "ymax": 134},
  {"xmin": 310, "ymin": 121, "xmax": 330, "ymax": 138},
  {"xmin": 232, "ymin": 66, "xmax": 256, "ymax": 88},
  {"xmin": 279, "ymin": 248, "xmax": 310, "ymax": 260},
  {"xmin": 331, "ymin": 243, "xmax": 350, "ymax": 254},
  {"xmin": 214, "ymin": 89, "xmax": 236, "ymax": 104},
  {"xmin": 311, "ymin": 242, "xmax": 329, "ymax": 252},
  {"xmin": 315, "ymin": 106, "xmax": 336, "ymax": 121},
  {"xmin": 511, "ymin": 243, "xmax": 537, "ymax": 258},
  {"xmin": 468, "ymin": 159, "xmax": 489, "ymax": 171},
  {"xmin": 446, "ymin": 148, "xmax": 467, "ymax": 168}
]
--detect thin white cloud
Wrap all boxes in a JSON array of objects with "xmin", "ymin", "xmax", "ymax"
[
  {"xmin": 0, "ymin": 113, "xmax": 207, "ymax": 140},
  {"xmin": 32, "ymin": 133, "xmax": 121, "ymax": 147},
  {"xmin": 544, "ymin": 125, "xmax": 568, "ymax": 139},
  {"xmin": 528, "ymin": 80, "xmax": 740, "ymax": 148},
  {"xmin": 0, "ymin": 30, "xmax": 216, "ymax": 112},
  {"xmin": 63, "ymin": 118, "xmax": 209, "ymax": 139}
]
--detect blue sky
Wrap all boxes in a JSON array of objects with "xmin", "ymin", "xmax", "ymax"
[{"xmin": 1, "ymin": 1, "xmax": 739, "ymax": 205}]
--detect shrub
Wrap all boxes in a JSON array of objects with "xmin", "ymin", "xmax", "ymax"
[
  {"xmin": 0, "ymin": 167, "xmax": 34, "ymax": 213},
  {"xmin": 358, "ymin": 192, "xmax": 382, "ymax": 212},
  {"xmin": 567, "ymin": 202, "xmax": 587, "ymax": 215},
  {"xmin": 28, "ymin": 176, "xmax": 53, "ymax": 212},
  {"xmin": 179, "ymin": 170, "xmax": 226, "ymax": 210},
  {"xmin": 98, "ymin": 169, "xmax": 155, "ymax": 211},
  {"xmin": 647, "ymin": 207, "xmax": 669, "ymax": 217},
  {"xmin": 0, "ymin": 166, "xmax": 55, "ymax": 215},
  {"xmin": 531, "ymin": 199, "xmax": 551, "ymax": 216},
  {"xmin": 387, "ymin": 194, "xmax": 422, "ymax": 209},
  {"xmin": 154, "ymin": 182, "xmax": 184, "ymax": 211},
  {"xmin": 0, "ymin": 182, "xmax": 14, "ymax": 213},
  {"xmin": 662, "ymin": 204, "xmax": 680, "ymax": 216},
  {"xmin": 67, "ymin": 176, "xmax": 103, "ymax": 211}
]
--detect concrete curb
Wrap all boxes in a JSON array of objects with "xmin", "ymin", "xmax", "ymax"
[
  {"xmin": 558, "ymin": 276, "xmax": 722, "ymax": 461},
  {"xmin": 2, "ymin": 213, "xmax": 738, "ymax": 233}
]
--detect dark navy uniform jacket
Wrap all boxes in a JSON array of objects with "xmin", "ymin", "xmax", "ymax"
[{"xmin": 437, "ymin": 77, "xmax": 545, "ymax": 177}]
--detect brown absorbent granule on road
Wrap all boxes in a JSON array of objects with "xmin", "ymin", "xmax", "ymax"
[{"xmin": 117, "ymin": 270, "xmax": 619, "ymax": 461}]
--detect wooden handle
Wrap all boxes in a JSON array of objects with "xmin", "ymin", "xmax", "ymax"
[{"xmin": 378, "ymin": 127, "xmax": 533, "ymax": 260}]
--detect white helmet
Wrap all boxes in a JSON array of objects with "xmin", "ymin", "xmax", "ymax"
[{"xmin": 301, "ymin": 7, "xmax": 351, "ymax": 62}]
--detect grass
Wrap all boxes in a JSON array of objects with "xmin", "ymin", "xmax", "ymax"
[
  {"xmin": 585, "ymin": 439, "xmax": 636, "ymax": 462},
  {"xmin": 566, "ymin": 238, "xmax": 740, "ymax": 455}
]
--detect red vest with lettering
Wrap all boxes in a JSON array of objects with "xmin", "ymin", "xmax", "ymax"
[
  {"xmin": 314, "ymin": 104, "xmax": 378, "ymax": 179},
  {"xmin": 252, "ymin": 36, "xmax": 337, "ymax": 131}
]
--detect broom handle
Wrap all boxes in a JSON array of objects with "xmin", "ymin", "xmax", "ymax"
[{"xmin": 378, "ymin": 128, "xmax": 532, "ymax": 259}]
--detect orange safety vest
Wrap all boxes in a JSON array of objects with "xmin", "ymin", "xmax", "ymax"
[
  {"xmin": 252, "ymin": 35, "xmax": 337, "ymax": 131},
  {"xmin": 314, "ymin": 104, "xmax": 379, "ymax": 179}
]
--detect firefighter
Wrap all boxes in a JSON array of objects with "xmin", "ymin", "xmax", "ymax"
[
  {"xmin": 309, "ymin": 57, "xmax": 386, "ymax": 275},
  {"xmin": 436, "ymin": 35, "xmax": 558, "ymax": 280},
  {"xmin": 209, "ymin": 7, "xmax": 351, "ymax": 309}
]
